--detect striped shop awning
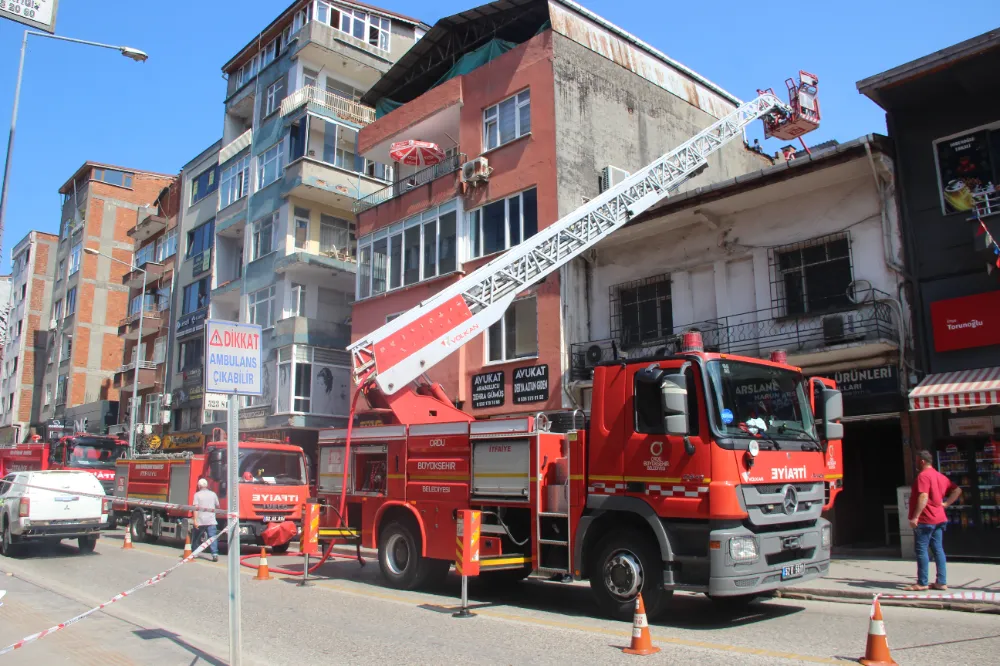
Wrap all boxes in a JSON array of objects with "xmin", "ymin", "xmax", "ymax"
[{"xmin": 908, "ymin": 367, "xmax": 1000, "ymax": 411}]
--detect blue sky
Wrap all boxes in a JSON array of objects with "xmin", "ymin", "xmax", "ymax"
[{"xmin": 0, "ymin": 1, "xmax": 997, "ymax": 271}]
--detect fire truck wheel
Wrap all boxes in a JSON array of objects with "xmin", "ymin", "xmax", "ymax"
[
  {"xmin": 378, "ymin": 521, "xmax": 427, "ymax": 590},
  {"xmin": 130, "ymin": 510, "xmax": 158, "ymax": 544},
  {"xmin": 590, "ymin": 530, "xmax": 666, "ymax": 621},
  {"xmin": 78, "ymin": 536, "xmax": 98, "ymax": 553}
]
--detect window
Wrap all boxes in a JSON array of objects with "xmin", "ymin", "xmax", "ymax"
[
  {"xmin": 53, "ymin": 299, "xmax": 63, "ymax": 322},
  {"xmin": 486, "ymin": 297, "xmax": 537, "ymax": 363},
  {"xmin": 356, "ymin": 202, "xmax": 458, "ymax": 299},
  {"xmin": 771, "ymin": 234, "xmax": 853, "ymax": 316},
  {"xmin": 44, "ymin": 385, "xmax": 52, "ymax": 407},
  {"xmin": 468, "ymin": 188, "xmax": 537, "ymax": 258},
  {"xmin": 135, "ymin": 242, "xmax": 156, "ymax": 267},
  {"xmin": 191, "ymin": 165, "xmax": 219, "ymax": 204},
  {"xmin": 57, "ymin": 258, "xmax": 65, "ymax": 280},
  {"xmin": 294, "ymin": 207, "xmax": 310, "ymax": 248},
  {"xmin": 303, "ymin": 67, "xmax": 319, "ymax": 89},
  {"xmin": 258, "ymin": 140, "xmax": 286, "ymax": 189},
  {"xmin": 323, "ymin": 4, "xmax": 391, "ymax": 51},
  {"xmin": 156, "ymin": 229, "xmax": 178, "ymax": 262},
  {"xmin": 56, "ymin": 376, "xmax": 67, "ymax": 403},
  {"xmin": 265, "ymin": 79, "xmax": 284, "ymax": 116},
  {"xmin": 178, "ymin": 338, "xmax": 204, "ymax": 372},
  {"xmin": 292, "ymin": 3, "xmax": 312, "ymax": 33},
  {"xmin": 146, "ymin": 394, "xmax": 162, "ymax": 425},
  {"xmin": 291, "ymin": 283, "xmax": 306, "ymax": 317},
  {"xmin": 220, "ymin": 155, "xmax": 250, "ymax": 208},
  {"xmin": 276, "ymin": 345, "xmax": 348, "ymax": 415},
  {"xmin": 16, "ymin": 321, "xmax": 21, "ymax": 337},
  {"xmin": 325, "ymin": 78, "xmax": 363, "ymax": 102},
  {"xmin": 187, "ymin": 220, "xmax": 214, "ymax": 258},
  {"xmin": 19, "ymin": 283, "xmax": 26, "ymax": 301},
  {"xmin": 69, "ymin": 242, "xmax": 82, "ymax": 275},
  {"xmin": 92, "ymin": 168, "xmax": 134, "ymax": 188},
  {"xmin": 484, "ymin": 90, "xmax": 530, "ymax": 151},
  {"xmin": 320, "ymin": 215, "xmax": 349, "ymax": 255},
  {"xmin": 181, "ymin": 278, "xmax": 210, "ymax": 314},
  {"xmin": 129, "ymin": 292, "xmax": 156, "ymax": 316},
  {"xmin": 248, "ymin": 286, "xmax": 276, "ymax": 328},
  {"xmin": 152, "ymin": 337, "xmax": 166, "ymax": 364},
  {"xmin": 66, "ymin": 288, "xmax": 77, "ymax": 314},
  {"xmin": 612, "ymin": 274, "xmax": 673, "ymax": 348},
  {"xmin": 251, "ymin": 213, "xmax": 276, "ymax": 261}
]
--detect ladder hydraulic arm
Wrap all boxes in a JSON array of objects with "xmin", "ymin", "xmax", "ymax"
[{"xmin": 350, "ymin": 93, "xmax": 797, "ymax": 396}]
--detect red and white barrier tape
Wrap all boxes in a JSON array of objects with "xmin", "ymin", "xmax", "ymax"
[
  {"xmin": 15, "ymin": 481, "xmax": 233, "ymax": 518},
  {"xmin": 0, "ymin": 519, "xmax": 237, "ymax": 656},
  {"xmin": 876, "ymin": 590, "xmax": 1000, "ymax": 603}
]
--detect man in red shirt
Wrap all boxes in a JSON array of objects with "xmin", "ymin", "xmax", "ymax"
[{"xmin": 905, "ymin": 450, "xmax": 962, "ymax": 591}]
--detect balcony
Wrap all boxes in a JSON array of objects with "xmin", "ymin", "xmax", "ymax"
[
  {"xmin": 355, "ymin": 153, "xmax": 464, "ymax": 213},
  {"xmin": 274, "ymin": 251, "xmax": 356, "ymax": 293},
  {"xmin": 273, "ymin": 317, "xmax": 351, "ymax": 350},
  {"xmin": 570, "ymin": 294, "xmax": 899, "ymax": 381},
  {"xmin": 123, "ymin": 261, "xmax": 166, "ymax": 289},
  {"xmin": 113, "ymin": 360, "xmax": 159, "ymax": 391},
  {"xmin": 117, "ymin": 307, "xmax": 167, "ymax": 340},
  {"xmin": 282, "ymin": 157, "xmax": 387, "ymax": 208},
  {"xmin": 281, "ymin": 85, "xmax": 376, "ymax": 128},
  {"xmin": 129, "ymin": 208, "xmax": 167, "ymax": 242},
  {"xmin": 296, "ymin": 21, "xmax": 393, "ymax": 88}
]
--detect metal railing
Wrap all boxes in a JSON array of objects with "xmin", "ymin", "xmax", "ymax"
[
  {"xmin": 355, "ymin": 153, "xmax": 464, "ymax": 213},
  {"xmin": 119, "ymin": 306, "xmax": 165, "ymax": 328},
  {"xmin": 117, "ymin": 360, "xmax": 158, "ymax": 374},
  {"xmin": 570, "ymin": 291, "xmax": 897, "ymax": 380},
  {"xmin": 973, "ymin": 188, "xmax": 1000, "ymax": 219},
  {"xmin": 280, "ymin": 85, "xmax": 376, "ymax": 126}
]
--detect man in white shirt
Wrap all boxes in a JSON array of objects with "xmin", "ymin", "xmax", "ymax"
[{"xmin": 192, "ymin": 478, "xmax": 220, "ymax": 562}]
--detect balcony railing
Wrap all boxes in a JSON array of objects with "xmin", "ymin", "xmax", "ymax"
[
  {"xmin": 973, "ymin": 188, "xmax": 1000, "ymax": 219},
  {"xmin": 119, "ymin": 306, "xmax": 166, "ymax": 328},
  {"xmin": 570, "ymin": 292, "xmax": 898, "ymax": 380},
  {"xmin": 355, "ymin": 153, "xmax": 464, "ymax": 214},
  {"xmin": 280, "ymin": 85, "xmax": 376, "ymax": 127},
  {"xmin": 118, "ymin": 360, "xmax": 158, "ymax": 373}
]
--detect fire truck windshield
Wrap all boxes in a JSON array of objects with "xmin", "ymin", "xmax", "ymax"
[
  {"xmin": 706, "ymin": 360, "xmax": 816, "ymax": 446},
  {"xmin": 66, "ymin": 438, "xmax": 125, "ymax": 469},
  {"xmin": 237, "ymin": 450, "xmax": 305, "ymax": 485}
]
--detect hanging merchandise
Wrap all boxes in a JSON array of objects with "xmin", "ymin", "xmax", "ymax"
[{"xmin": 975, "ymin": 212, "xmax": 1000, "ymax": 277}]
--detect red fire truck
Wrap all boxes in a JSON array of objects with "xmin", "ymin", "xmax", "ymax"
[
  {"xmin": 112, "ymin": 439, "xmax": 310, "ymax": 551},
  {"xmin": 313, "ymin": 76, "xmax": 843, "ymax": 618},
  {"xmin": 0, "ymin": 434, "xmax": 127, "ymax": 495}
]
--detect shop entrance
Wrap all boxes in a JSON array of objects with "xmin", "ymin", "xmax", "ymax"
[{"xmin": 830, "ymin": 419, "xmax": 906, "ymax": 548}]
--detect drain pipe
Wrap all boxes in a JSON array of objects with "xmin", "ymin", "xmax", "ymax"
[{"xmin": 864, "ymin": 139, "xmax": 907, "ymax": 277}]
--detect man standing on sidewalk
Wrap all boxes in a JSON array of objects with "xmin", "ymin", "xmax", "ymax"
[
  {"xmin": 905, "ymin": 450, "xmax": 962, "ymax": 591},
  {"xmin": 192, "ymin": 478, "xmax": 220, "ymax": 563}
]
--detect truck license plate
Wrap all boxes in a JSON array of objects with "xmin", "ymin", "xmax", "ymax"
[
  {"xmin": 261, "ymin": 515, "xmax": 283, "ymax": 522},
  {"xmin": 781, "ymin": 563, "xmax": 804, "ymax": 580}
]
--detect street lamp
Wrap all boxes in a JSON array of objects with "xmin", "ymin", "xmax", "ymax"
[
  {"xmin": 0, "ymin": 31, "xmax": 148, "ymax": 259},
  {"xmin": 85, "ymin": 247, "xmax": 146, "ymax": 456}
]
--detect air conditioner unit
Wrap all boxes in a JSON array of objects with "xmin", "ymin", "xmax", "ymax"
[
  {"xmin": 49, "ymin": 319, "xmax": 57, "ymax": 330},
  {"xmin": 461, "ymin": 157, "xmax": 491, "ymax": 184},
  {"xmin": 162, "ymin": 411, "xmax": 171, "ymax": 424},
  {"xmin": 599, "ymin": 165, "xmax": 630, "ymax": 193},
  {"xmin": 162, "ymin": 392, "xmax": 172, "ymax": 407},
  {"xmin": 822, "ymin": 311, "xmax": 866, "ymax": 345}
]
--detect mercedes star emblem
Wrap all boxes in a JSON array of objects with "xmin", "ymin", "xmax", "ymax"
[{"xmin": 782, "ymin": 484, "xmax": 799, "ymax": 516}]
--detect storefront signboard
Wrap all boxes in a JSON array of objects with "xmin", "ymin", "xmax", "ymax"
[
  {"xmin": 933, "ymin": 128, "xmax": 995, "ymax": 214},
  {"xmin": 512, "ymin": 365, "xmax": 549, "ymax": 405},
  {"xmin": 930, "ymin": 291, "xmax": 1000, "ymax": 352},
  {"xmin": 472, "ymin": 371, "xmax": 504, "ymax": 409},
  {"xmin": 948, "ymin": 416, "xmax": 994, "ymax": 437}
]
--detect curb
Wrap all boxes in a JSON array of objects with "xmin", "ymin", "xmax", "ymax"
[{"xmin": 774, "ymin": 587, "xmax": 1000, "ymax": 614}]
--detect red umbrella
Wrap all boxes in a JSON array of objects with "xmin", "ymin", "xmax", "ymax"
[{"xmin": 389, "ymin": 140, "xmax": 446, "ymax": 167}]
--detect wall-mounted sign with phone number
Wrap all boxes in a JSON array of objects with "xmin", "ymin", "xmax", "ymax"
[{"xmin": 0, "ymin": 0, "xmax": 58, "ymax": 34}]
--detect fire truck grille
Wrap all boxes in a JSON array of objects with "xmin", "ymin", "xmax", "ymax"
[{"xmin": 752, "ymin": 483, "xmax": 821, "ymax": 495}]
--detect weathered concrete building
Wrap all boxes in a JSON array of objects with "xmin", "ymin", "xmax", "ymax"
[
  {"xmin": 0, "ymin": 231, "xmax": 57, "ymax": 443},
  {"xmin": 352, "ymin": 0, "xmax": 766, "ymax": 417}
]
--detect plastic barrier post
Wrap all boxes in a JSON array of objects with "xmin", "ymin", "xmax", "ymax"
[
  {"xmin": 299, "ymin": 501, "xmax": 320, "ymax": 587},
  {"xmin": 453, "ymin": 509, "xmax": 480, "ymax": 619}
]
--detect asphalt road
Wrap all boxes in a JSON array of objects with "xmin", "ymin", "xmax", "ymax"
[{"xmin": 0, "ymin": 530, "xmax": 997, "ymax": 665}]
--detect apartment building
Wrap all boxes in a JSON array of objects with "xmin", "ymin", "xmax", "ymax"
[
  {"xmin": 39, "ymin": 162, "xmax": 176, "ymax": 440},
  {"xmin": 165, "ymin": 141, "xmax": 221, "ymax": 452},
  {"xmin": 351, "ymin": 0, "xmax": 765, "ymax": 417},
  {"xmin": 110, "ymin": 177, "xmax": 181, "ymax": 447},
  {"xmin": 202, "ymin": 1, "xmax": 427, "ymax": 456},
  {"xmin": 0, "ymin": 232, "xmax": 54, "ymax": 444}
]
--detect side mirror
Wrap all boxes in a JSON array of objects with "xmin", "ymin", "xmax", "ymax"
[
  {"xmin": 820, "ymin": 388, "xmax": 844, "ymax": 440},
  {"xmin": 208, "ymin": 448, "xmax": 226, "ymax": 481},
  {"xmin": 660, "ymin": 373, "xmax": 689, "ymax": 436}
]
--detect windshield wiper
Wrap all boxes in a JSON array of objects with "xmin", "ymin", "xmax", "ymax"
[{"xmin": 777, "ymin": 424, "xmax": 822, "ymax": 451}]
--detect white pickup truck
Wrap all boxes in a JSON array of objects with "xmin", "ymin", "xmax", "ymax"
[{"xmin": 0, "ymin": 470, "xmax": 110, "ymax": 555}]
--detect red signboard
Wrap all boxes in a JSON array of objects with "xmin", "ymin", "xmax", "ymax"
[{"xmin": 931, "ymin": 291, "xmax": 1000, "ymax": 352}]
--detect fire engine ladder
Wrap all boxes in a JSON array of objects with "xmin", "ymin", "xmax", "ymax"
[
  {"xmin": 535, "ymin": 411, "xmax": 583, "ymax": 576},
  {"xmin": 349, "ymin": 93, "xmax": 794, "ymax": 394}
]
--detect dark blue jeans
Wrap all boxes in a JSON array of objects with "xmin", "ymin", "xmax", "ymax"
[
  {"xmin": 914, "ymin": 522, "xmax": 947, "ymax": 586},
  {"xmin": 192, "ymin": 524, "xmax": 219, "ymax": 556}
]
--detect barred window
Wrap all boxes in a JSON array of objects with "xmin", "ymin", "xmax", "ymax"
[
  {"xmin": 770, "ymin": 234, "xmax": 853, "ymax": 316},
  {"xmin": 611, "ymin": 274, "xmax": 673, "ymax": 348}
]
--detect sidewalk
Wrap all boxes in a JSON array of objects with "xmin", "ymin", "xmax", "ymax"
[{"xmin": 776, "ymin": 557, "xmax": 1000, "ymax": 613}]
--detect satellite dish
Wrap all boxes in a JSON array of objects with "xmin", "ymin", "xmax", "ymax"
[{"xmin": 585, "ymin": 345, "xmax": 603, "ymax": 365}]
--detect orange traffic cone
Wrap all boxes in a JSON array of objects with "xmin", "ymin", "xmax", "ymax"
[
  {"xmin": 622, "ymin": 594, "xmax": 659, "ymax": 656},
  {"xmin": 859, "ymin": 597, "xmax": 898, "ymax": 665},
  {"xmin": 253, "ymin": 547, "xmax": 271, "ymax": 581},
  {"xmin": 182, "ymin": 534, "xmax": 193, "ymax": 559},
  {"xmin": 122, "ymin": 527, "xmax": 134, "ymax": 550}
]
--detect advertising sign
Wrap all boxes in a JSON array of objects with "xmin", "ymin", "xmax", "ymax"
[
  {"xmin": 934, "ymin": 129, "xmax": 995, "ymax": 214},
  {"xmin": 205, "ymin": 320, "xmax": 263, "ymax": 395},
  {"xmin": 471, "ymin": 371, "xmax": 504, "ymax": 409},
  {"xmin": 930, "ymin": 291, "xmax": 1000, "ymax": 352},
  {"xmin": 0, "ymin": 0, "xmax": 58, "ymax": 34},
  {"xmin": 163, "ymin": 432, "xmax": 204, "ymax": 451},
  {"xmin": 205, "ymin": 393, "xmax": 230, "ymax": 411},
  {"xmin": 512, "ymin": 364, "xmax": 549, "ymax": 405}
]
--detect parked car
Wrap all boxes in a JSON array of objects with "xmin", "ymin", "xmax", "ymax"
[{"xmin": 0, "ymin": 470, "xmax": 109, "ymax": 555}]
